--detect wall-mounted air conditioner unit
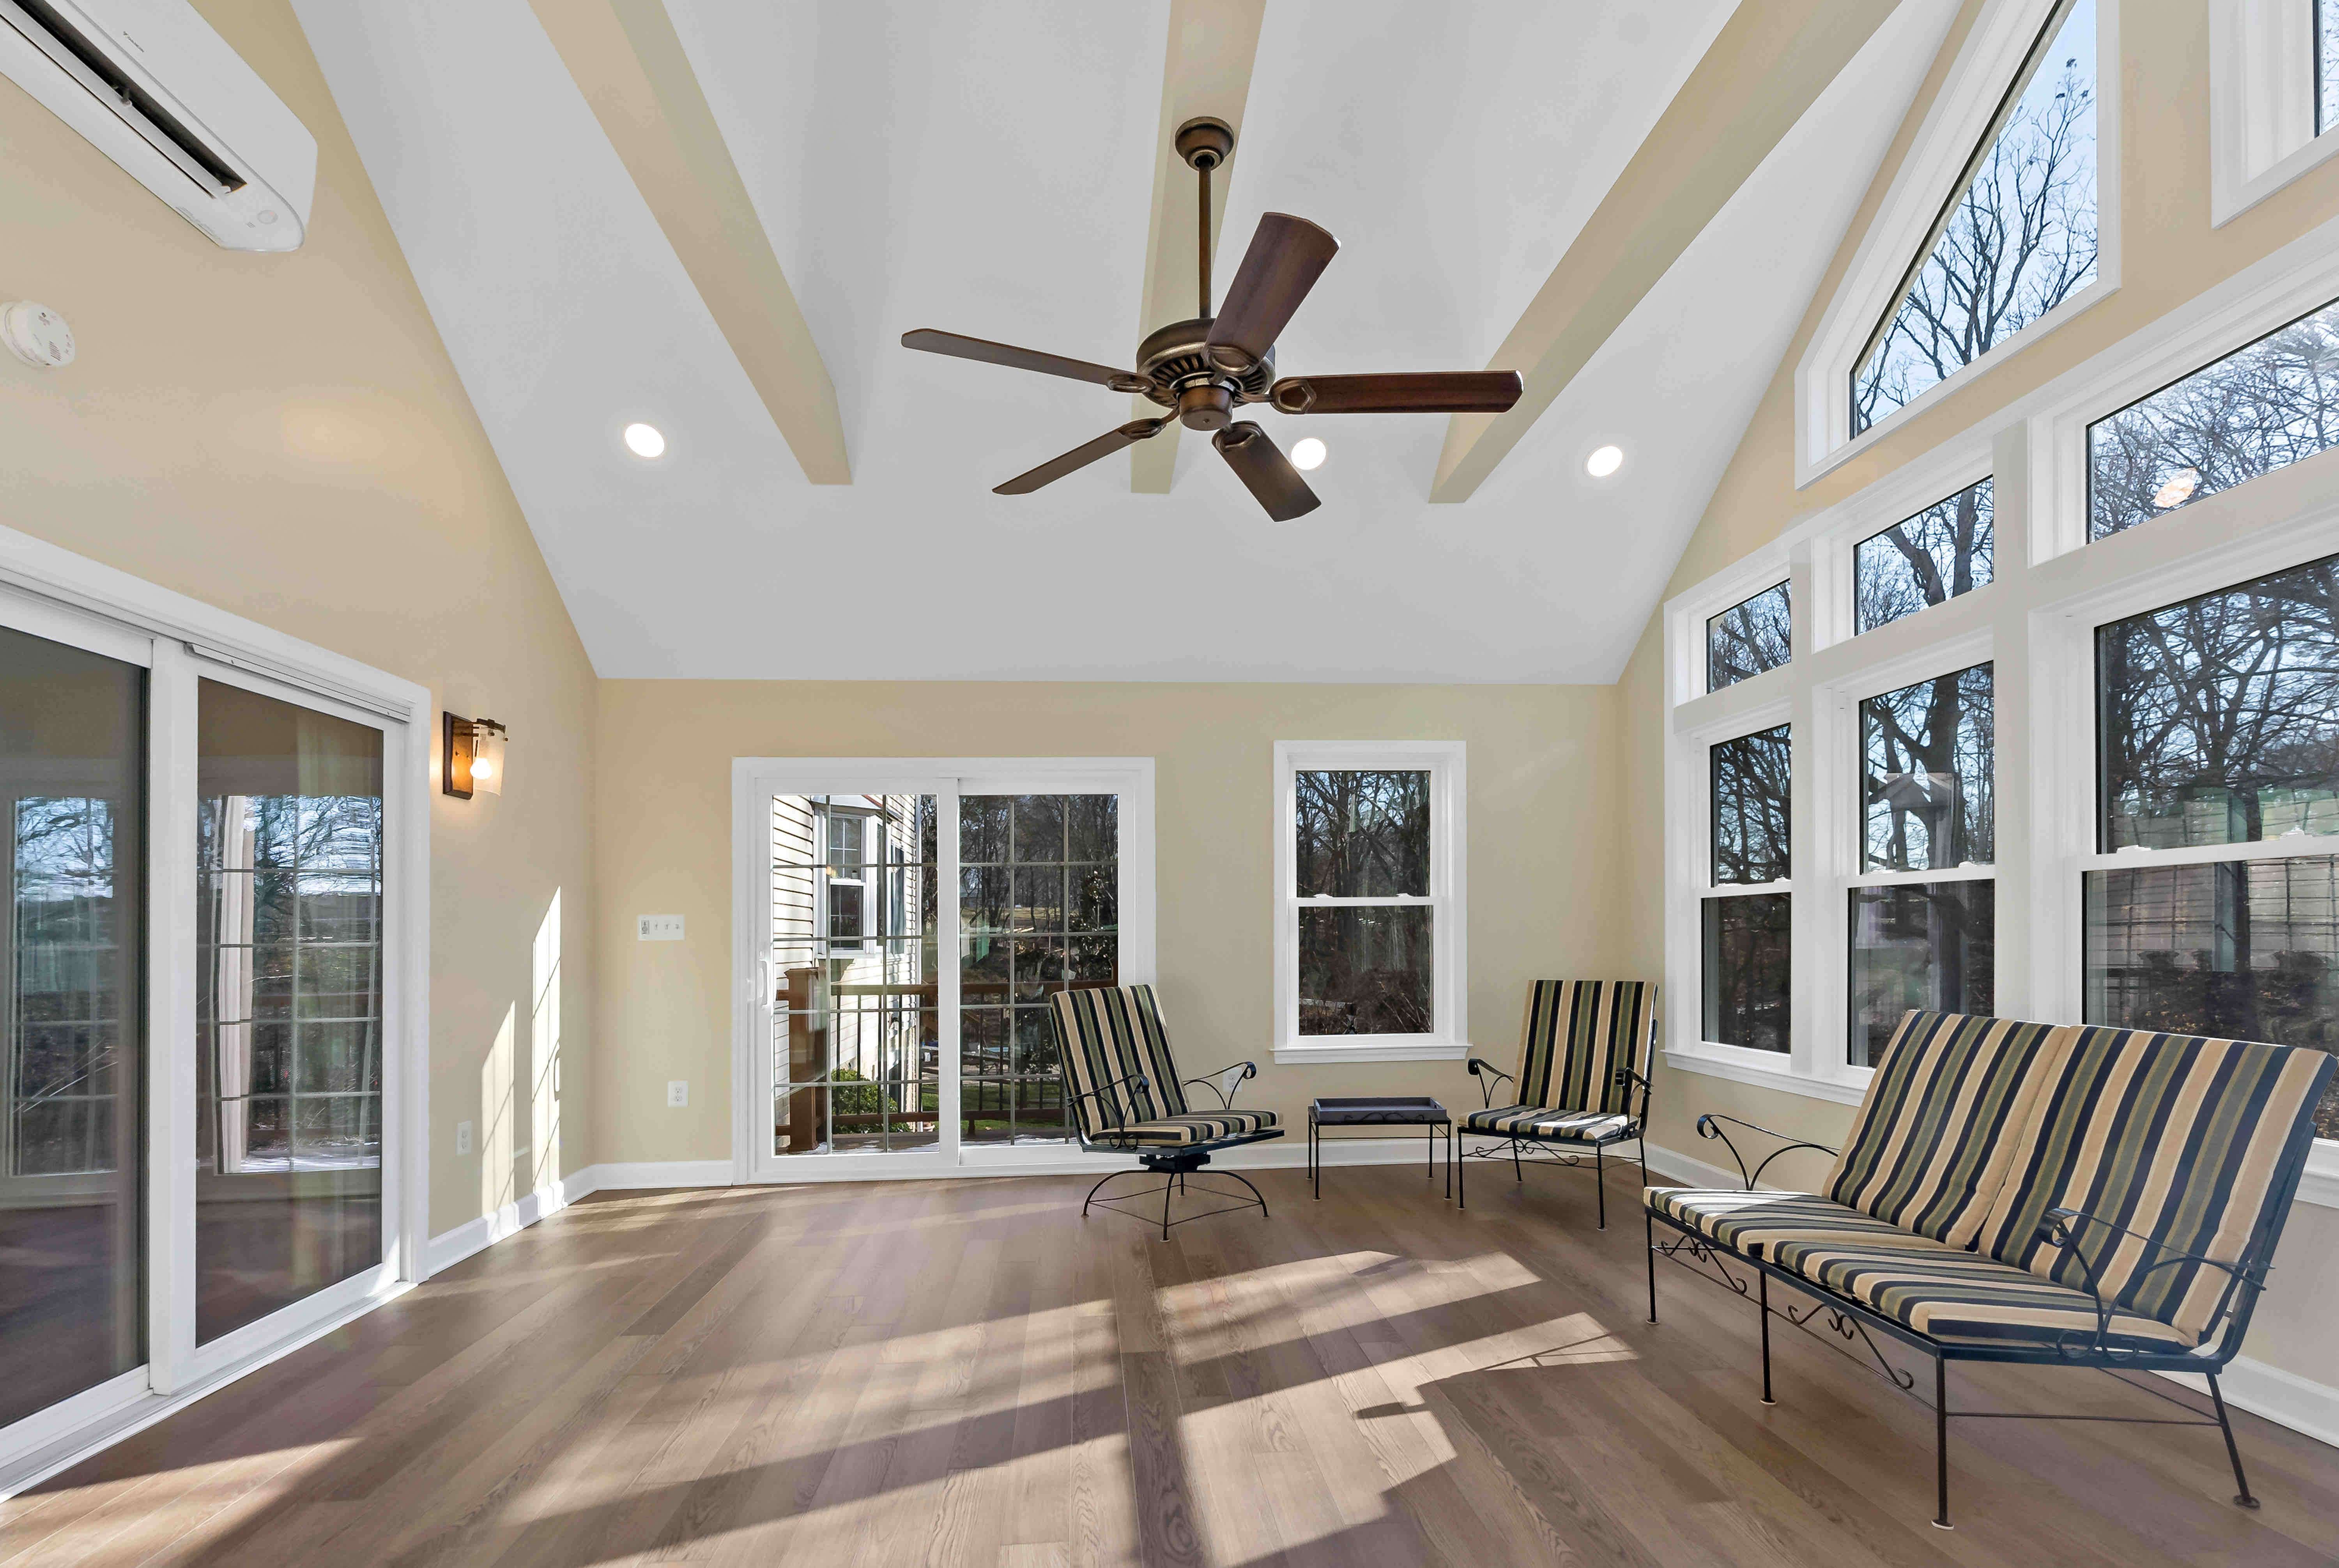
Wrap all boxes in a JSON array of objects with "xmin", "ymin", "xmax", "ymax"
[{"xmin": 0, "ymin": 0, "xmax": 315, "ymax": 252}]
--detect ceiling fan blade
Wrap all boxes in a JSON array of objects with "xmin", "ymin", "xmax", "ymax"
[
  {"xmin": 1213, "ymin": 421, "xmax": 1320, "ymax": 521},
  {"xmin": 993, "ymin": 417, "xmax": 1171, "ymax": 496},
  {"xmin": 903, "ymin": 329, "xmax": 1145, "ymax": 392},
  {"xmin": 1269, "ymin": 371, "xmax": 1524, "ymax": 416},
  {"xmin": 1204, "ymin": 214, "xmax": 1338, "ymax": 370}
]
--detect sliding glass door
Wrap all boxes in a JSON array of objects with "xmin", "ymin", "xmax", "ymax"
[
  {"xmin": 0, "ymin": 582, "xmax": 414, "ymax": 1484},
  {"xmin": 0, "ymin": 618, "xmax": 146, "ymax": 1435},
  {"xmin": 738, "ymin": 762, "xmax": 1152, "ymax": 1181}
]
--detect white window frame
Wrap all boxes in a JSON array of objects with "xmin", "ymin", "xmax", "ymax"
[
  {"xmin": 1794, "ymin": 0, "xmax": 2123, "ymax": 487},
  {"xmin": 728, "ymin": 757, "xmax": 1157, "ymax": 1184},
  {"xmin": 1668, "ymin": 206, "xmax": 2339, "ymax": 1201},
  {"xmin": 0, "ymin": 521, "xmax": 431, "ymax": 1497},
  {"xmin": 2210, "ymin": 0, "xmax": 2339, "ymax": 227},
  {"xmin": 1270, "ymin": 741, "xmax": 1467, "ymax": 1065}
]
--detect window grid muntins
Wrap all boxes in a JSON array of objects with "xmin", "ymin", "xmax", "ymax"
[
  {"xmin": 1853, "ymin": 0, "xmax": 2099, "ymax": 435},
  {"xmin": 9, "ymin": 798, "xmax": 125, "ymax": 1176},
  {"xmin": 771, "ymin": 794, "xmax": 939, "ymax": 1156},
  {"xmin": 960, "ymin": 794, "xmax": 1117, "ymax": 1145}
]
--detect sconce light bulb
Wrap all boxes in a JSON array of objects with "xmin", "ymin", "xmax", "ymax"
[{"xmin": 470, "ymin": 759, "xmax": 493, "ymax": 780}]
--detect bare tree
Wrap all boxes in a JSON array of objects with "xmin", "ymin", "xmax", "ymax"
[
  {"xmin": 1854, "ymin": 44, "xmax": 2098, "ymax": 432},
  {"xmin": 1856, "ymin": 481, "xmax": 1994, "ymax": 633}
]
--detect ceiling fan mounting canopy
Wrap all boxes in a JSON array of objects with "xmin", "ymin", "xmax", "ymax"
[{"xmin": 900, "ymin": 116, "xmax": 1523, "ymax": 519}]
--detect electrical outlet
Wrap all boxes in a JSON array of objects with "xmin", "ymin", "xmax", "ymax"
[
  {"xmin": 667, "ymin": 1080, "xmax": 689, "ymax": 1108},
  {"xmin": 455, "ymin": 1119, "xmax": 473, "ymax": 1155},
  {"xmin": 638, "ymin": 913, "xmax": 685, "ymax": 942}
]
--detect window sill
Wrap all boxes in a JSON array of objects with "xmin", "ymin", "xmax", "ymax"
[
  {"xmin": 1660, "ymin": 1047, "xmax": 1871, "ymax": 1108},
  {"xmin": 1273, "ymin": 1039, "xmax": 1471, "ymax": 1066}
]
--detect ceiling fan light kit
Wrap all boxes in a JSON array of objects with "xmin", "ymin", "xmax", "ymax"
[{"xmin": 902, "ymin": 115, "xmax": 1523, "ymax": 519}]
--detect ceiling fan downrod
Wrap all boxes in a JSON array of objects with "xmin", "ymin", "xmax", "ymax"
[{"xmin": 1175, "ymin": 117, "xmax": 1234, "ymax": 322}]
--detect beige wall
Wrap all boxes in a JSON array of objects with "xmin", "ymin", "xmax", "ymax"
[
  {"xmin": 594, "ymin": 681, "xmax": 1627, "ymax": 1168},
  {"xmin": 0, "ymin": 2, "xmax": 598, "ymax": 1236},
  {"xmin": 1615, "ymin": 0, "xmax": 2339, "ymax": 1385}
]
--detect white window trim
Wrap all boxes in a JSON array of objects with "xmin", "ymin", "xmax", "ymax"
[
  {"xmin": 1668, "ymin": 214, "xmax": 2339, "ymax": 1200},
  {"xmin": 1794, "ymin": 0, "xmax": 2123, "ymax": 488},
  {"xmin": 0, "ymin": 521, "xmax": 432, "ymax": 1496},
  {"xmin": 2210, "ymin": 0, "xmax": 2339, "ymax": 228},
  {"xmin": 727, "ymin": 757, "xmax": 1157, "ymax": 1184},
  {"xmin": 1271, "ymin": 741, "xmax": 1466, "ymax": 1065}
]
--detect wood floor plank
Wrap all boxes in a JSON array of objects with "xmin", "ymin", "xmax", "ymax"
[{"xmin": 1, "ymin": 1167, "xmax": 2330, "ymax": 1568}]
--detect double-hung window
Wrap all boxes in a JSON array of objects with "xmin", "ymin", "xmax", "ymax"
[
  {"xmin": 2087, "ymin": 555, "xmax": 2339, "ymax": 1138},
  {"xmin": 1272, "ymin": 742, "xmax": 1465, "ymax": 1063},
  {"xmin": 1704, "ymin": 725, "xmax": 1792, "ymax": 1053},
  {"xmin": 1847, "ymin": 664, "xmax": 1996, "ymax": 1066}
]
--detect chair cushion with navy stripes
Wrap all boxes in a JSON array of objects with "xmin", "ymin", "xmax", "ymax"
[
  {"xmin": 1822, "ymin": 1012, "xmax": 2073, "ymax": 1248},
  {"xmin": 1775, "ymin": 1239, "xmax": 2199, "ymax": 1354},
  {"xmin": 1094, "ymin": 1111, "xmax": 1279, "ymax": 1147},
  {"xmin": 1050, "ymin": 986, "xmax": 1187, "ymax": 1141},
  {"xmin": 1647, "ymin": 1188, "xmax": 1971, "ymax": 1254},
  {"xmin": 1511, "ymin": 980, "xmax": 1658, "ymax": 1116},
  {"xmin": 1465, "ymin": 1105, "xmax": 1635, "ymax": 1142},
  {"xmin": 1972, "ymin": 1025, "xmax": 2335, "ymax": 1340}
]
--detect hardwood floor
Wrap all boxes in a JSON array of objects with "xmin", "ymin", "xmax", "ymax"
[{"xmin": 4, "ymin": 1161, "xmax": 2335, "ymax": 1566}]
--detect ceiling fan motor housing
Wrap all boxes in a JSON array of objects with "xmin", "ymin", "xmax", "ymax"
[{"xmin": 1137, "ymin": 316, "xmax": 1274, "ymax": 415}]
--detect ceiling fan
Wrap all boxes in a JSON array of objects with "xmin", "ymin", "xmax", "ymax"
[{"xmin": 901, "ymin": 117, "xmax": 1524, "ymax": 520}]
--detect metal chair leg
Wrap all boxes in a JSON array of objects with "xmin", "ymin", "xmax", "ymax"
[
  {"xmin": 1457, "ymin": 1133, "xmax": 1466, "ymax": 1209},
  {"xmin": 1644, "ymin": 1211, "xmax": 1658, "ymax": 1323},
  {"xmin": 1595, "ymin": 1142, "xmax": 1607, "ymax": 1229},
  {"xmin": 1082, "ymin": 1170, "xmax": 1129, "ymax": 1218},
  {"xmin": 2210, "ymin": 1373, "xmax": 2261, "ymax": 1508},
  {"xmin": 1513, "ymin": 1138, "xmax": 1523, "ymax": 1182},
  {"xmin": 1755, "ymin": 1250, "xmax": 1775, "ymax": 1405},
  {"xmin": 1161, "ymin": 1173, "xmax": 1175, "ymax": 1241},
  {"xmin": 1933, "ymin": 1356, "xmax": 1952, "ymax": 1530},
  {"xmin": 1220, "ymin": 1168, "xmax": 1270, "ymax": 1219}
]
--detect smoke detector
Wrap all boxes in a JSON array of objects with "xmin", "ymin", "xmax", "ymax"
[{"xmin": 1, "ymin": 302, "xmax": 74, "ymax": 368}]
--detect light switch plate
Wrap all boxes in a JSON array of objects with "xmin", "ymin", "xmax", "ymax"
[
  {"xmin": 455, "ymin": 1119, "xmax": 473, "ymax": 1155},
  {"xmin": 638, "ymin": 914, "xmax": 685, "ymax": 941},
  {"xmin": 667, "ymin": 1080, "xmax": 689, "ymax": 1108}
]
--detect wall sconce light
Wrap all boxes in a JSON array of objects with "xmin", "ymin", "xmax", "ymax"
[{"xmin": 442, "ymin": 713, "xmax": 509, "ymax": 799}]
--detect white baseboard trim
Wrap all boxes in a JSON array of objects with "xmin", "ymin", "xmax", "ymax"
[
  {"xmin": 588, "ymin": 1159, "xmax": 739, "ymax": 1190},
  {"xmin": 421, "ymin": 1168, "xmax": 602, "ymax": 1278}
]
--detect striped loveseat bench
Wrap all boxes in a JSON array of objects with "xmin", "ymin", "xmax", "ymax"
[{"xmin": 1644, "ymin": 1011, "xmax": 2334, "ymax": 1529}]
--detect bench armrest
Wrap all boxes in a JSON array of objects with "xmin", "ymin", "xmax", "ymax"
[
  {"xmin": 1695, "ymin": 1113, "xmax": 1840, "ymax": 1192},
  {"xmin": 2037, "ymin": 1205, "xmax": 2269, "ymax": 1357},
  {"xmin": 1613, "ymin": 1066, "xmax": 1653, "ymax": 1127},
  {"xmin": 1182, "ymin": 1059, "xmax": 1258, "ymax": 1109},
  {"xmin": 1466, "ymin": 1057, "xmax": 1515, "ymax": 1109}
]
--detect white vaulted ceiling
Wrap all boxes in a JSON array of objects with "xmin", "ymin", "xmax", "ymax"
[{"xmin": 294, "ymin": 0, "xmax": 1955, "ymax": 683}]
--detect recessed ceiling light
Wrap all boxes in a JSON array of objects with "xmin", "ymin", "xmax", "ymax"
[
  {"xmin": 623, "ymin": 421, "xmax": 667, "ymax": 459},
  {"xmin": 1586, "ymin": 444, "xmax": 1623, "ymax": 478},
  {"xmin": 1291, "ymin": 436, "xmax": 1327, "ymax": 471}
]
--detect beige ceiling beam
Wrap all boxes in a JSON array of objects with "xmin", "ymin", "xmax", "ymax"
[
  {"xmin": 532, "ymin": 0, "xmax": 851, "ymax": 484},
  {"xmin": 1129, "ymin": 0, "xmax": 1267, "ymax": 494},
  {"xmin": 1429, "ymin": 0, "xmax": 1898, "ymax": 504}
]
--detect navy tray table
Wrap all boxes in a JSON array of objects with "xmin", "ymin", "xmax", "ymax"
[{"xmin": 1308, "ymin": 1096, "xmax": 1458, "ymax": 1205}]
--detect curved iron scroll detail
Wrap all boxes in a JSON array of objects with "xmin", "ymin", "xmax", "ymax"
[
  {"xmin": 1695, "ymin": 1113, "xmax": 1842, "ymax": 1191},
  {"xmin": 1781, "ymin": 1298, "xmax": 1918, "ymax": 1391},
  {"xmin": 1651, "ymin": 1231, "xmax": 1753, "ymax": 1300}
]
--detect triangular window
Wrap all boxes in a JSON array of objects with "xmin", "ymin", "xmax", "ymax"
[{"xmin": 1852, "ymin": 0, "xmax": 2098, "ymax": 434}]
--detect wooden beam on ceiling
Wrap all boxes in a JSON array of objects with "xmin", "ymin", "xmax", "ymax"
[
  {"xmin": 1428, "ymin": 0, "xmax": 1898, "ymax": 504},
  {"xmin": 532, "ymin": 0, "xmax": 851, "ymax": 485},
  {"xmin": 1129, "ymin": 0, "xmax": 1267, "ymax": 495}
]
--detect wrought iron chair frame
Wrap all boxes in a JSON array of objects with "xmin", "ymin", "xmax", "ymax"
[
  {"xmin": 1643, "ymin": 1111, "xmax": 2320, "ymax": 1529},
  {"xmin": 1458, "ymin": 1060, "xmax": 1651, "ymax": 1226},
  {"xmin": 1059, "ymin": 1052, "xmax": 1283, "ymax": 1241}
]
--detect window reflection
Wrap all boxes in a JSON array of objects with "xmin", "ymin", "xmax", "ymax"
[
  {"xmin": 0, "ymin": 625, "xmax": 144, "ymax": 1430},
  {"xmin": 1703, "ymin": 894, "xmax": 1791, "ymax": 1053},
  {"xmin": 1849, "ymin": 882, "xmax": 1995, "ymax": 1066},
  {"xmin": 1707, "ymin": 584, "xmax": 1791, "ymax": 691},
  {"xmin": 1712, "ymin": 724, "xmax": 1792, "ymax": 884},
  {"xmin": 196, "ymin": 679, "xmax": 383, "ymax": 1345},
  {"xmin": 1863, "ymin": 664, "xmax": 1994, "ymax": 871},
  {"xmin": 2098, "ymin": 554, "xmax": 2339, "ymax": 851}
]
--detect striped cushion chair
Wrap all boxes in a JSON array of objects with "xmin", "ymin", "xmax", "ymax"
[
  {"xmin": 1049, "ymin": 984, "xmax": 1283, "ymax": 1239},
  {"xmin": 1461, "ymin": 980, "xmax": 1658, "ymax": 1227},
  {"xmin": 1648, "ymin": 1012, "xmax": 2068, "ymax": 1263}
]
